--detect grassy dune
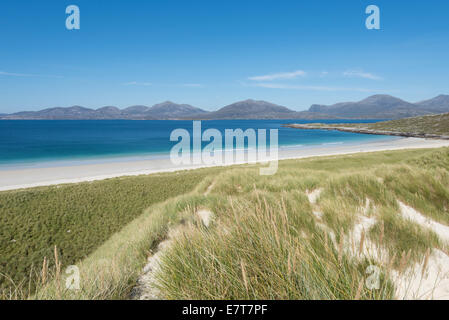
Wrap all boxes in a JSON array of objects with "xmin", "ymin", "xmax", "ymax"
[
  {"xmin": 287, "ymin": 113, "xmax": 449, "ymax": 139},
  {"xmin": 0, "ymin": 167, "xmax": 223, "ymax": 296},
  {"xmin": 318, "ymin": 112, "xmax": 449, "ymax": 137},
  {"xmin": 155, "ymin": 149, "xmax": 449, "ymax": 299},
  {"xmin": 7, "ymin": 147, "xmax": 447, "ymax": 300},
  {"xmin": 351, "ymin": 113, "xmax": 449, "ymax": 136}
]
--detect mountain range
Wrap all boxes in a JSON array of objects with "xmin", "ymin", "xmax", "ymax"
[
  {"xmin": 1, "ymin": 94, "xmax": 449, "ymax": 120},
  {"xmin": 0, "ymin": 102, "xmax": 208, "ymax": 120},
  {"xmin": 309, "ymin": 94, "xmax": 449, "ymax": 119}
]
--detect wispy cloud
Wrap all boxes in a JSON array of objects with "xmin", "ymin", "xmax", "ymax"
[
  {"xmin": 181, "ymin": 83, "xmax": 203, "ymax": 87},
  {"xmin": 343, "ymin": 70, "xmax": 382, "ymax": 80},
  {"xmin": 0, "ymin": 71, "xmax": 33, "ymax": 77},
  {"xmin": 251, "ymin": 82, "xmax": 376, "ymax": 92},
  {"xmin": 123, "ymin": 81, "xmax": 152, "ymax": 86},
  {"xmin": 248, "ymin": 70, "xmax": 306, "ymax": 81},
  {"xmin": 0, "ymin": 71, "xmax": 63, "ymax": 78}
]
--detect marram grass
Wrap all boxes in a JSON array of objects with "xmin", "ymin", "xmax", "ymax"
[{"xmin": 1, "ymin": 147, "xmax": 448, "ymax": 299}]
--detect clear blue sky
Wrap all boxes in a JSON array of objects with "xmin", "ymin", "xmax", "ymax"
[{"xmin": 0, "ymin": 0, "xmax": 448, "ymax": 112}]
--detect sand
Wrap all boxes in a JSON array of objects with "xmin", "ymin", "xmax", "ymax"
[
  {"xmin": 399, "ymin": 202, "xmax": 449, "ymax": 243},
  {"xmin": 393, "ymin": 202, "xmax": 449, "ymax": 300},
  {"xmin": 1, "ymin": 137, "xmax": 449, "ymax": 192}
]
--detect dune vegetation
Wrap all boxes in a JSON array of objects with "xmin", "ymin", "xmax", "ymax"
[
  {"xmin": 0, "ymin": 167, "xmax": 223, "ymax": 297},
  {"xmin": 289, "ymin": 112, "xmax": 449, "ymax": 137},
  {"xmin": 349, "ymin": 113, "xmax": 449, "ymax": 136},
  {"xmin": 1, "ymin": 147, "xmax": 449, "ymax": 299}
]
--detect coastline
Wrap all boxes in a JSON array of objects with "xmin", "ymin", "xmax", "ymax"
[
  {"xmin": 284, "ymin": 123, "xmax": 449, "ymax": 140},
  {"xmin": 1, "ymin": 137, "xmax": 448, "ymax": 192}
]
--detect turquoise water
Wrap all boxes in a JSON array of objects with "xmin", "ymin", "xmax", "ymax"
[{"xmin": 0, "ymin": 120, "xmax": 396, "ymax": 169}]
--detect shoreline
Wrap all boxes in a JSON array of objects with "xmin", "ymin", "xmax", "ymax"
[
  {"xmin": 1, "ymin": 137, "xmax": 449, "ymax": 192},
  {"xmin": 284, "ymin": 123, "xmax": 449, "ymax": 140}
]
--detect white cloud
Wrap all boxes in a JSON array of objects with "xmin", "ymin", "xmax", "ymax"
[
  {"xmin": 0, "ymin": 71, "xmax": 62, "ymax": 78},
  {"xmin": 251, "ymin": 82, "xmax": 375, "ymax": 92},
  {"xmin": 248, "ymin": 70, "xmax": 306, "ymax": 81},
  {"xmin": 181, "ymin": 83, "xmax": 203, "ymax": 87},
  {"xmin": 343, "ymin": 70, "xmax": 382, "ymax": 80},
  {"xmin": 123, "ymin": 81, "xmax": 152, "ymax": 86}
]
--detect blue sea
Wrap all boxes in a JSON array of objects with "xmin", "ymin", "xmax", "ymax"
[{"xmin": 0, "ymin": 120, "xmax": 397, "ymax": 169}]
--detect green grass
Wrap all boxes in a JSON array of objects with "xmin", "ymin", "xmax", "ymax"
[
  {"xmin": 369, "ymin": 207, "xmax": 441, "ymax": 266},
  {"xmin": 0, "ymin": 167, "xmax": 223, "ymax": 294},
  {"xmin": 155, "ymin": 190, "xmax": 394, "ymax": 299},
  {"xmin": 154, "ymin": 150, "xmax": 449, "ymax": 299},
  {"xmin": 339, "ymin": 113, "xmax": 449, "ymax": 136},
  {"xmin": 377, "ymin": 166, "xmax": 449, "ymax": 225},
  {"xmin": 1, "ymin": 147, "xmax": 449, "ymax": 299},
  {"xmin": 317, "ymin": 174, "xmax": 398, "ymax": 233}
]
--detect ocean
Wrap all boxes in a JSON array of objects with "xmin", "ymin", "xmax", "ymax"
[{"xmin": 0, "ymin": 119, "xmax": 396, "ymax": 169}]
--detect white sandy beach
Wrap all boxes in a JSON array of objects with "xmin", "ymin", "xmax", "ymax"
[{"xmin": 1, "ymin": 137, "xmax": 448, "ymax": 192}]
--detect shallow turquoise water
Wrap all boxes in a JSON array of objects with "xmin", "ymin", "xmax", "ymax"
[{"xmin": 0, "ymin": 119, "xmax": 396, "ymax": 169}]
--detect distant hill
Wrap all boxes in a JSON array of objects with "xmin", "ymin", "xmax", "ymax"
[
  {"xmin": 286, "ymin": 112, "xmax": 449, "ymax": 139},
  {"xmin": 415, "ymin": 95, "xmax": 449, "ymax": 113},
  {"xmin": 6, "ymin": 106, "xmax": 99, "ymax": 120},
  {"xmin": 308, "ymin": 94, "xmax": 442, "ymax": 119},
  {"xmin": 121, "ymin": 105, "xmax": 151, "ymax": 116},
  {"xmin": 292, "ymin": 111, "xmax": 338, "ymax": 120},
  {"xmin": 358, "ymin": 112, "xmax": 449, "ymax": 136},
  {"xmin": 146, "ymin": 101, "xmax": 208, "ymax": 119},
  {"xmin": 1, "ymin": 94, "xmax": 448, "ymax": 120},
  {"xmin": 0, "ymin": 102, "xmax": 207, "ymax": 120},
  {"xmin": 188, "ymin": 99, "xmax": 335, "ymax": 120},
  {"xmin": 195, "ymin": 99, "xmax": 296, "ymax": 119}
]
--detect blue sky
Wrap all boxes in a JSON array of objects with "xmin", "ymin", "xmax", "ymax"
[{"xmin": 0, "ymin": 0, "xmax": 448, "ymax": 112}]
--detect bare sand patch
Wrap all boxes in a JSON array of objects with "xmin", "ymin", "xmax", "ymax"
[
  {"xmin": 197, "ymin": 209, "xmax": 214, "ymax": 227},
  {"xmin": 306, "ymin": 188, "xmax": 323, "ymax": 205},
  {"xmin": 399, "ymin": 202, "xmax": 449, "ymax": 243},
  {"xmin": 130, "ymin": 226, "xmax": 185, "ymax": 300},
  {"xmin": 393, "ymin": 249, "xmax": 449, "ymax": 300}
]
